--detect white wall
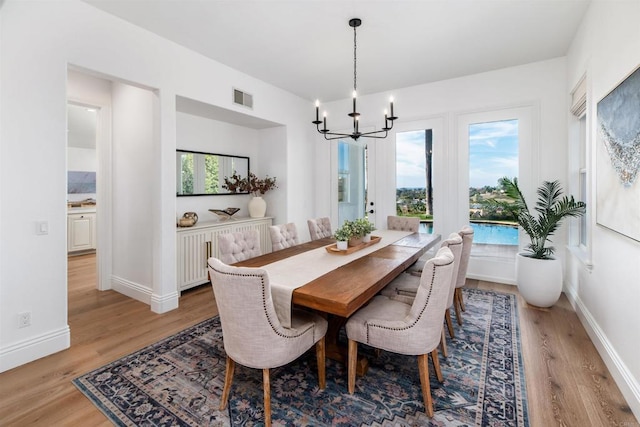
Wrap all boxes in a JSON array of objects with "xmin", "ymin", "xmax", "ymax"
[
  {"xmin": 565, "ymin": 0, "xmax": 640, "ymax": 418},
  {"xmin": 111, "ymin": 82, "xmax": 155, "ymax": 296},
  {"xmin": 0, "ymin": 0, "xmax": 315, "ymax": 372}
]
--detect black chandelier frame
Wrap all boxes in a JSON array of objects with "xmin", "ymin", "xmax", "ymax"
[{"xmin": 312, "ymin": 18, "xmax": 397, "ymax": 141}]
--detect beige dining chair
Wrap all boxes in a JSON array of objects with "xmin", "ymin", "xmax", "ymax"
[
  {"xmin": 380, "ymin": 232, "xmax": 463, "ymax": 356},
  {"xmin": 269, "ymin": 223, "xmax": 300, "ymax": 251},
  {"xmin": 387, "ymin": 215, "xmax": 420, "ymax": 232},
  {"xmin": 452, "ymin": 226, "xmax": 474, "ymax": 325},
  {"xmin": 307, "ymin": 217, "xmax": 332, "ymax": 240},
  {"xmin": 218, "ymin": 229, "xmax": 262, "ymax": 264},
  {"xmin": 345, "ymin": 246, "xmax": 455, "ymax": 417},
  {"xmin": 207, "ymin": 258, "xmax": 328, "ymax": 427}
]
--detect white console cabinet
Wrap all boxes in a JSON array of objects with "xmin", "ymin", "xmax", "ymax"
[
  {"xmin": 67, "ymin": 211, "xmax": 97, "ymax": 253},
  {"xmin": 176, "ymin": 217, "xmax": 273, "ymax": 292}
]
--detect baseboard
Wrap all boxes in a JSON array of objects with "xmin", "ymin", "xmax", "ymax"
[
  {"xmin": 467, "ymin": 272, "xmax": 516, "ymax": 286},
  {"xmin": 0, "ymin": 326, "xmax": 70, "ymax": 373},
  {"xmin": 564, "ymin": 288, "xmax": 640, "ymax": 421},
  {"xmin": 150, "ymin": 291, "xmax": 179, "ymax": 314},
  {"xmin": 111, "ymin": 275, "xmax": 152, "ymax": 305},
  {"xmin": 111, "ymin": 276, "xmax": 179, "ymax": 314}
]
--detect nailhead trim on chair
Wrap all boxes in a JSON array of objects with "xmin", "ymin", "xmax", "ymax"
[
  {"xmin": 208, "ymin": 262, "xmax": 315, "ymax": 340},
  {"xmin": 365, "ymin": 260, "xmax": 452, "ymax": 342}
]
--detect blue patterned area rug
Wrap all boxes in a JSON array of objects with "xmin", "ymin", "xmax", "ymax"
[{"xmin": 73, "ymin": 288, "xmax": 529, "ymax": 426}]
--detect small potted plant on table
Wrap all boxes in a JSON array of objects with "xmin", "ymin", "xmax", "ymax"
[{"xmin": 333, "ymin": 224, "xmax": 351, "ymax": 250}]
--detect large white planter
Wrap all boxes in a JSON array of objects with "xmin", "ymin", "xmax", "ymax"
[
  {"xmin": 515, "ymin": 253, "xmax": 562, "ymax": 308},
  {"xmin": 248, "ymin": 196, "xmax": 267, "ymax": 218}
]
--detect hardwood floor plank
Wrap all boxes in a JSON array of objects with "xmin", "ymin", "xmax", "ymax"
[{"xmin": 0, "ymin": 256, "xmax": 637, "ymax": 426}]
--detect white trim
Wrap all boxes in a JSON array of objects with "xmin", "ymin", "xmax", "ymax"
[
  {"xmin": 111, "ymin": 275, "xmax": 152, "ymax": 304},
  {"xmin": 455, "ymin": 103, "xmax": 538, "ymax": 283},
  {"xmin": 0, "ymin": 327, "xmax": 70, "ymax": 373},
  {"xmin": 564, "ymin": 290, "xmax": 640, "ymax": 421},
  {"xmin": 150, "ymin": 291, "xmax": 180, "ymax": 314}
]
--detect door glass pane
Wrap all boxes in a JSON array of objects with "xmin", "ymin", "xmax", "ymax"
[
  {"xmin": 338, "ymin": 140, "xmax": 365, "ymax": 225},
  {"xmin": 468, "ymin": 119, "xmax": 519, "ymax": 257},
  {"xmin": 396, "ymin": 130, "xmax": 433, "ymax": 232}
]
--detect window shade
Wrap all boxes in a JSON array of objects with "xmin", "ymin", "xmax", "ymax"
[{"xmin": 570, "ymin": 77, "xmax": 587, "ymax": 118}]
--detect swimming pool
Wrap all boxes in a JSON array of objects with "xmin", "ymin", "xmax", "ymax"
[{"xmin": 419, "ymin": 222, "xmax": 519, "ymax": 245}]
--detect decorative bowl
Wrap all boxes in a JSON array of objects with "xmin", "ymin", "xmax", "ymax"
[
  {"xmin": 209, "ymin": 207, "xmax": 241, "ymax": 219},
  {"xmin": 182, "ymin": 212, "xmax": 198, "ymax": 225}
]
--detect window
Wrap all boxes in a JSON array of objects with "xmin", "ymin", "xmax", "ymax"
[
  {"xmin": 570, "ymin": 75, "xmax": 590, "ymax": 263},
  {"xmin": 395, "ymin": 129, "xmax": 433, "ymax": 232},
  {"xmin": 337, "ymin": 140, "xmax": 366, "ymax": 224},
  {"xmin": 468, "ymin": 119, "xmax": 519, "ymax": 254}
]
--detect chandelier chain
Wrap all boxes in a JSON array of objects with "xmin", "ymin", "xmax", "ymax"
[{"xmin": 353, "ymin": 23, "xmax": 357, "ymax": 92}]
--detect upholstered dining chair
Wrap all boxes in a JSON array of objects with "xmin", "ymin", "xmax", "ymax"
[
  {"xmin": 269, "ymin": 223, "xmax": 300, "ymax": 251},
  {"xmin": 345, "ymin": 247, "xmax": 455, "ymax": 417},
  {"xmin": 453, "ymin": 226, "xmax": 474, "ymax": 325},
  {"xmin": 380, "ymin": 232, "xmax": 463, "ymax": 356},
  {"xmin": 217, "ymin": 229, "xmax": 262, "ymax": 264},
  {"xmin": 387, "ymin": 215, "xmax": 420, "ymax": 232},
  {"xmin": 307, "ymin": 217, "xmax": 332, "ymax": 240},
  {"xmin": 207, "ymin": 258, "xmax": 328, "ymax": 427}
]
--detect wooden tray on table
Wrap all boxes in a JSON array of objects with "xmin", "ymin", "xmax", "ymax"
[{"xmin": 325, "ymin": 236, "xmax": 381, "ymax": 255}]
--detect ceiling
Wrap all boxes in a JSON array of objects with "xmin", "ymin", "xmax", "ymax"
[{"xmin": 84, "ymin": 0, "xmax": 590, "ymax": 102}]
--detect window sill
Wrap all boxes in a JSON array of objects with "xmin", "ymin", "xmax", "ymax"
[{"xmin": 567, "ymin": 245, "xmax": 593, "ymax": 271}]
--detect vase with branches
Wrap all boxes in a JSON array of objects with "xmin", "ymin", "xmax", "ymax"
[{"xmin": 222, "ymin": 171, "xmax": 278, "ymax": 197}]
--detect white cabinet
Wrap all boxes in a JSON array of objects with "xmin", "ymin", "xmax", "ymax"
[
  {"xmin": 68, "ymin": 212, "xmax": 96, "ymax": 252},
  {"xmin": 176, "ymin": 217, "xmax": 273, "ymax": 292}
]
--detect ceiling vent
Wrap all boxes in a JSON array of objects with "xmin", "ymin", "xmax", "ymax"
[{"xmin": 233, "ymin": 88, "xmax": 253, "ymax": 109}]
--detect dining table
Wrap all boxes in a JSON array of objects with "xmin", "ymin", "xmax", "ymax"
[{"xmin": 232, "ymin": 230, "xmax": 442, "ymax": 374}]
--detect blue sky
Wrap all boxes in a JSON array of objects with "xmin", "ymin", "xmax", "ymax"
[{"xmin": 396, "ymin": 119, "xmax": 518, "ymax": 189}]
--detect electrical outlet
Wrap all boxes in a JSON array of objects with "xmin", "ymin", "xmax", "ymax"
[{"xmin": 18, "ymin": 312, "xmax": 31, "ymax": 328}]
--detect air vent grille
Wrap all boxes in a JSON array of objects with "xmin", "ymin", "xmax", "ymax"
[{"xmin": 233, "ymin": 88, "xmax": 253, "ymax": 109}]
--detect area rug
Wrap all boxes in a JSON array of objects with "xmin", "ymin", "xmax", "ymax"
[{"xmin": 73, "ymin": 288, "xmax": 529, "ymax": 426}]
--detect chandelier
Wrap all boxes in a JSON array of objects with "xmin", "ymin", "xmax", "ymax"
[{"xmin": 312, "ymin": 18, "xmax": 397, "ymax": 141}]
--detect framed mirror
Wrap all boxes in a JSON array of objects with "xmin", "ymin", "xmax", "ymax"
[{"xmin": 176, "ymin": 150, "xmax": 250, "ymax": 196}]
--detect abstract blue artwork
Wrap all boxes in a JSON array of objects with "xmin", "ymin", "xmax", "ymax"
[
  {"xmin": 68, "ymin": 171, "xmax": 96, "ymax": 194},
  {"xmin": 596, "ymin": 65, "xmax": 640, "ymax": 242}
]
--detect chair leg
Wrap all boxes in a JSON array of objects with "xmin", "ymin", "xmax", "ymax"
[
  {"xmin": 316, "ymin": 337, "xmax": 326, "ymax": 389},
  {"xmin": 445, "ymin": 309, "xmax": 455, "ymax": 338},
  {"xmin": 431, "ymin": 349, "xmax": 443, "ymax": 383},
  {"xmin": 457, "ymin": 288, "xmax": 466, "ymax": 311},
  {"xmin": 454, "ymin": 292, "xmax": 463, "ymax": 326},
  {"xmin": 417, "ymin": 354, "xmax": 434, "ymax": 417},
  {"xmin": 263, "ymin": 368, "xmax": 271, "ymax": 427},
  {"xmin": 440, "ymin": 329, "xmax": 448, "ymax": 358},
  {"xmin": 348, "ymin": 339, "xmax": 358, "ymax": 394},
  {"xmin": 219, "ymin": 356, "xmax": 235, "ymax": 410}
]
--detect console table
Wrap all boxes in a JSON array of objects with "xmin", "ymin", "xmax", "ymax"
[{"xmin": 176, "ymin": 216, "xmax": 273, "ymax": 292}]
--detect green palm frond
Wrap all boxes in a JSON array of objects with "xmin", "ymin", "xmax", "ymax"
[{"xmin": 499, "ymin": 177, "xmax": 586, "ymax": 259}]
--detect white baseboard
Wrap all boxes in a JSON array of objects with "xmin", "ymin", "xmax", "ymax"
[
  {"xmin": 467, "ymin": 272, "xmax": 516, "ymax": 286},
  {"xmin": 564, "ymin": 288, "xmax": 640, "ymax": 421},
  {"xmin": 111, "ymin": 276, "xmax": 179, "ymax": 314},
  {"xmin": 151, "ymin": 291, "xmax": 179, "ymax": 314},
  {"xmin": 0, "ymin": 326, "xmax": 70, "ymax": 373},
  {"xmin": 111, "ymin": 275, "xmax": 152, "ymax": 304}
]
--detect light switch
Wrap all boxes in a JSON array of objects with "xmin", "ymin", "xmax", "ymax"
[{"xmin": 36, "ymin": 221, "xmax": 48, "ymax": 235}]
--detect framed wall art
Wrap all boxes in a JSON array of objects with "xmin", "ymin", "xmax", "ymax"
[{"xmin": 596, "ymin": 64, "xmax": 640, "ymax": 242}]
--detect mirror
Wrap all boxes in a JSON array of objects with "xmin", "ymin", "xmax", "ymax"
[{"xmin": 176, "ymin": 150, "xmax": 250, "ymax": 196}]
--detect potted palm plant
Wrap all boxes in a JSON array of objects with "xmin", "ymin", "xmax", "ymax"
[{"xmin": 498, "ymin": 177, "xmax": 586, "ymax": 307}]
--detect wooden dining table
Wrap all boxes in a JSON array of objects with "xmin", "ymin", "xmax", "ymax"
[{"xmin": 233, "ymin": 232, "xmax": 442, "ymax": 374}]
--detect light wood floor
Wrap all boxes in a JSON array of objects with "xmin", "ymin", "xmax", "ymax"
[{"xmin": 0, "ymin": 254, "xmax": 637, "ymax": 426}]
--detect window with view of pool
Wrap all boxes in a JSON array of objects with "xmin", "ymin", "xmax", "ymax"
[{"xmin": 419, "ymin": 222, "xmax": 518, "ymax": 246}]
